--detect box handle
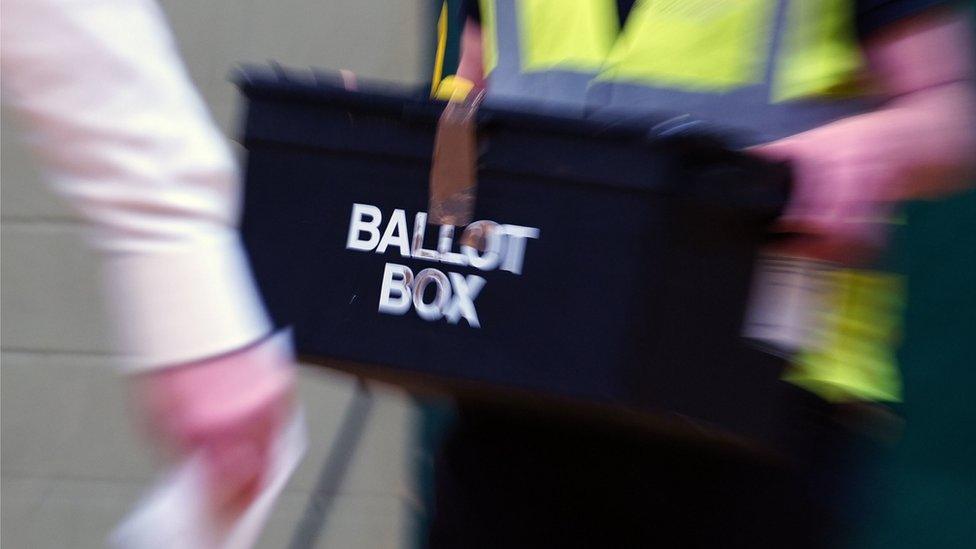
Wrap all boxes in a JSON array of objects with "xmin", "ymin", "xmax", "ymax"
[{"xmin": 428, "ymin": 91, "xmax": 485, "ymax": 226}]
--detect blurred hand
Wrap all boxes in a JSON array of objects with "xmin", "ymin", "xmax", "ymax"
[
  {"xmin": 754, "ymin": 7, "xmax": 976, "ymax": 264},
  {"xmin": 754, "ymin": 84, "xmax": 975, "ymax": 264},
  {"xmin": 132, "ymin": 336, "xmax": 296, "ymax": 526},
  {"xmin": 753, "ymin": 113, "xmax": 898, "ymax": 264}
]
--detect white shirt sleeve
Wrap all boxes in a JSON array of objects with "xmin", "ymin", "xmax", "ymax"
[{"xmin": 1, "ymin": 0, "xmax": 272, "ymax": 371}]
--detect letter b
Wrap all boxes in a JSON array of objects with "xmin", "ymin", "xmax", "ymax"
[
  {"xmin": 378, "ymin": 263, "xmax": 413, "ymax": 315},
  {"xmin": 347, "ymin": 203, "xmax": 382, "ymax": 251}
]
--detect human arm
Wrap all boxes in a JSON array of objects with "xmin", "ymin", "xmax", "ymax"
[
  {"xmin": 457, "ymin": 20, "xmax": 487, "ymax": 90},
  {"xmin": 755, "ymin": 7, "xmax": 976, "ymax": 262},
  {"xmin": 0, "ymin": 0, "xmax": 295, "ymax": 520}
]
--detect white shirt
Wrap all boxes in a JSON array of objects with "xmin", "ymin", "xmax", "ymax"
[{"xmin": 1, "ymin": 0, "xmax": 271, "ymax": 371}]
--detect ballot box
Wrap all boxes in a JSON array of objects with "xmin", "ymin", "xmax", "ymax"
[{"xmin": 236, "ymin": 67, "xmax": 812, "ymax": 457}]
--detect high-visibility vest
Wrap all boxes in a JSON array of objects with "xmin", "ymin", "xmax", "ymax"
[
  {"xmin": 785, "ymin": 269, "xmax": 904, "ymax": 403},
  {"xmin": 478, "ymin": 0, "xmax": 879, "ymax": 143},
  {"xmin": 474, "ymin": 0, "xmax": 903, "ymax": 403}
]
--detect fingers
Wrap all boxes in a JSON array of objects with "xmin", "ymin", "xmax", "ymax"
[
  {"xmin": 176, "ymin": 366, "xmax": 294, "ymax": 444},
  {"xmin": 770, "ymin": 197, "xmax": 891, "ymax": 264},
  {"xmin": 133, "ymin": 336, "xmax": 297, "ymax": 523},
  {"xmin": 187, "ymin": 370, "xmax": 293, "ymax": 521},
  {"xmin": 750, "ymin": 130, "xmax": 895, "ymax": 265},
  {"xmin": 201, "ymin": 407, "xmax": 279, "ymax": 523},
  {"xmin": 204, "ymin": 436, "xmax": 267, "ymax": 522}
]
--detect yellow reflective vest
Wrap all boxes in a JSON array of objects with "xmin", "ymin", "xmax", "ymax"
[
  {"xmin": 477, "ymin": 0, "xmax": 878, "ymax": 143},
  {"xmin": 456, "ymin": 0, "xmax": 903, "ymax": 402}
]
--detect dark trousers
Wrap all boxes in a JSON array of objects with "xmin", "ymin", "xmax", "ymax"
[{"xmin": 426, "ymin": 402, "xmax": 861, "ymax": 549}]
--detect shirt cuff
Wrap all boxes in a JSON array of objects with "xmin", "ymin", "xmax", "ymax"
[{"xmin": 103, "ymin": 234, "xmax": 272, "ymax": 372}]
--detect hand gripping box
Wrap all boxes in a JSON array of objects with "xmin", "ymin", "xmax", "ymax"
[{"xmin": 236, "ymin": 67, "xmax": 811, "ymax": 456}]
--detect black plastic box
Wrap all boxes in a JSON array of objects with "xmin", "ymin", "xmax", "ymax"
[{"xmin": 237, "ymin": 67, "xmax": 804, "ymax": 455}]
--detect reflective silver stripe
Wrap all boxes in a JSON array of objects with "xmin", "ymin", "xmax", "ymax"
[
  {"xmin": 485, "ymin": 0, "xmax": 876, "ymax": 142},
  {"xmin": 486, "ymin": 0, "xmax": 525, "ymax": 99},
  {"xmin": 487, "ymin": 0, "xmax": 595, "ymax": 109},
  {"xmin": 486, "ymin": 70, "xmax": 596, "ymax": 115},
  {"xmin": 586, "ymin": 81, "xmax": 879, "ymax": 144}
]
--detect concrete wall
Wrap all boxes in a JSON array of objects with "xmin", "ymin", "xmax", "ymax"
[{"xmin": 2, "ymin": 1, "xmax": 431, "ymax": 547}]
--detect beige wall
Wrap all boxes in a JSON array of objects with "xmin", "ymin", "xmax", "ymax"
[{"xmin": 1, "ymin": 1, "xmax": 430, "ymax": 547}]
